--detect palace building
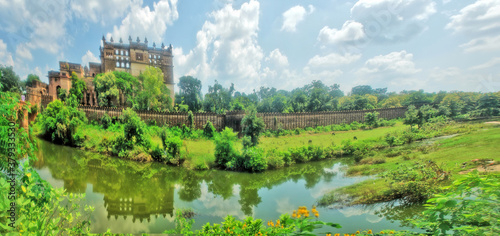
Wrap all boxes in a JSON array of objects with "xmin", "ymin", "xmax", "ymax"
[{"xmin": 30, "ymin": 36, "xmax": 174, "ymax": 107}]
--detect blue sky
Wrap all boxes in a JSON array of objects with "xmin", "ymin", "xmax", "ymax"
[{"xmin": 0, "ymin": 0, "xmax": 499, "ymax": 94}]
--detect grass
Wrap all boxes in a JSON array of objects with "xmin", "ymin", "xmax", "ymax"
[{"xmin": 319, "ymin": 120, "xmax": 500, "ymax": 205}]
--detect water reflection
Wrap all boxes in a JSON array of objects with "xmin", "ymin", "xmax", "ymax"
[{"xmin": 34, "ymin": 138, "xmax": 416, "ymax": 234}]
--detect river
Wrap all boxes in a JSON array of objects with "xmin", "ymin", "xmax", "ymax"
[{"xmin": 33, "ymin": 138, "xmax": 420, "ymax": 234}]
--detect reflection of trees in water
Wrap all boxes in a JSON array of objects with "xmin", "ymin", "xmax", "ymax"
[
  {"xmin": 238, "ymin": 187, "xmax": 261, "ymax": 215},
  {"xmin": 36, "ymin": 139, "xmax": 342, "ymax": 218},
  {"xmin": 374, "ymin": 201, "xmax": 424, "ymax": 228}
]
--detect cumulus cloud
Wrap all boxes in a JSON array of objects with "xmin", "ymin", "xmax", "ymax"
[
  {"xmin": 356, "ymin": 50, "xmax": 421, "ymax": 89},
  {"xmin": 70, "ymin": 0, "xmax": 136, "ymax": 24},
  {"xmin": 318, "ymin": 21, "xmax": 366, "ymax": 46},
  {"xmin": 81, "ymin": 50, "xmax": 100, "ymax": 67},
  {"xmin": 107, "ymin": 0, "xmax": 179, "ymax": 44},
  {"xmin": 447, "ymin": 0, "xmax": 500, "ymax": 52},
  {"xmin": 318, "ymin": 0, "xmax": 436, "ymax": 47},
  {"xmin": 359, "ymin": 51, "xmax": 420, "ymax": 75},
  {"xmin": 281, "ymin": 5, "xmax": 315, "ymax": 32},
  {"xmin": 0, "ymin": 40, "xmax": 15, "ymax": 67},
  {"xmin": 265, "ymin": 49, "xmax": 289, "ymax": 68},
  {"xmin": 174, "ymin": 0, "xmax": 263, "ymax": 91}
]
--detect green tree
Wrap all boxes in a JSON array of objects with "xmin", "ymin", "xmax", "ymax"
[
  {"xmin": 25, "ymin": 74, "xmax": 41, "ymax": 87},
  {"xmin": 137, "ymin": 67, "xmax": 173, "ymax": 111},
  {"xmin": 351, "ymin": 85, "xmax": 373, "ymax": 96},
  {"xmin": 241, "ymin": 107, "xmax": 266, "ymax": 148},
  {"xmin": 0, "ymin": 65, "xmax": 21, "ymax": 92},
  {"xmin": 404, "ymin": 105, "xmax": 419, "ymax": 131},
  {"xmin": 113, "ymin": 71, "xmax": 140, "ymax": 106},
  {"xmin": 68, "ymin": 72, "xmax": 86, "ymax": 102},
  {"xmin": 204, "ymin": 81, "xmax": 234, "ymax": 113},
  {"xmin": 403, "ymin": 90, "xmax": 432, "ymax": 106},
  {"xmin": 271, "ymin": 94, "xmax": 287, "ymax": 112},
  {"xmin": 178, "ymin": 76, "xmax": 202, "ymax": 111},
  {"xmin": 94, "ymin": 72, "xmax": 119, "ymax": 107}
]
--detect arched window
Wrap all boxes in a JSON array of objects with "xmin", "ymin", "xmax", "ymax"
[
  {"xmin": 126, "ymin": 63, "xmax": 130, "ymax": 68},
  {"xmin": 121, "ymin": 50, "xmax": 124, "ymax": 55},
  {"xmin": 121, "ymin": 62, "xmax": 124, "ymax": 67},
  {"xmin": 116, "ymin": 61, "xmax": 120, "ymax": 67},
  {"xmin": 115, "ymin": 50, "xmax": 118, "ymax": 55}
]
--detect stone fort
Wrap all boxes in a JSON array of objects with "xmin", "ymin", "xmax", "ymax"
[{"xmin": 28, "ymin": 36, "xmax": 174, "ymax": 107}]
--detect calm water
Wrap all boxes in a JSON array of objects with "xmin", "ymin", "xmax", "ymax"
[{"xmin": 33, "ymin": 138, "xmax": 420, "ymax": 234}]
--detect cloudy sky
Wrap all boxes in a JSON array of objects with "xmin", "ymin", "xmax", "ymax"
[{"xmin": 0, "ymin": 0, "xmax": 499, "ymax": 94}]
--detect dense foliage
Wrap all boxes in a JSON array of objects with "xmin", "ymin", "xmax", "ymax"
[{"xmin": 38, "ymin": 96, "xmax": 87, "ymax": 145}]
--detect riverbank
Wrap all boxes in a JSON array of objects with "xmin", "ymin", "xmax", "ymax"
[
  {"xmin": 318, "ymin": 119, "xmax": 500, "ymax": 206},
  {"xmin": 33, "ymin": 116, "xmax": 402, "ymax": 171}
]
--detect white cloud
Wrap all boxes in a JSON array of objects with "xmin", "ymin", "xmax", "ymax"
[
  {"xmin": 306, "ymin": 53, "xmax": 361, "ymax": 70},
  {"xmin": 356, "ymin": 50, "xmax": 421, "ymax": 89},
  {"xmin": 446, "ymin": 0, "xmax": 500, "ymax": 34},
  {"xmin": 81, "ymin": 50, "xmax": 100, "ymax": 67},
  {"xmin": 317, "ymin": 21, "xmax": 366, "ymax": 46},
  {"xmin": 359, "ymin": 51, "xmax": 420, "ymax": 75},
  {"xmin": 281, "ymin": 5, "xmax": 314, "ymax": 32},
  {"xmin": 0, "ymin": 0, "xmax": 69, "ymax": 54},
  {"xmin": 470, "ymin": 57, "xmax": 500, "ymax": 70},
  {"xmin": 447, "ymin": 0, "xmax": 500, "ymax": 52},
  {"xmin": 174, "ymin": 0, "xmax": 263, "ymax": 92},
  {"xmin": 70, "ymin": 0, "xmax": 135, "ymax": 24},
  {"xmin": 318, "ymin": 0, "xmax": 436, "ymax": 47},
  {"xmin": 107, "ymin": 0, "xmax": 179, "ymax": 44},
  {"xmin": 266, "ymin": 49, "xmax": 289, "ymax": 68},
  {"xmin": 0, "ymin": 40, "xmax": 15, "ymax": 67},
  {"xmin": 16, "ymin": 44, "xmax": 32, "ymax": 61}
]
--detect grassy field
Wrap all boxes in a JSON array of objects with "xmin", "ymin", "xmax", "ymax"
[{"xmin": 320, "ymin": 120, "xmax": 500, "ymax": 205}]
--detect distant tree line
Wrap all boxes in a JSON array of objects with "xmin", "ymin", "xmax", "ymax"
[{"xmin": 175, "ymin": 75, "xmax": 500, "ymax": 118}]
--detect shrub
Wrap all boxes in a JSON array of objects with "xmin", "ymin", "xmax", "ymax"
[
  {"xmin": 241, "ymin": 107, "xmax": 266, "ymax": 147},
  {"xmin": 38, "ymin": 96, "xmax": 87, "ymax": 146},
  {"xmin": 164, "ymin": 136, "xmax": 183, "ymax": 164},
  {"xmin": 121, "ymin": 108, "xmax": 149, "ymax": 147},
  {"xmin": 364, "ymin": 111, "xmax": 379, "ymax": 128},
  {"xmin": 266, "ymin": 152, "xmax": 285, "ymax": 169},
  {"xmin": 101, "ymin": 113, "xmax": 112, "ymax": 129},
  {"xmin": 243, "ymin": 147, "xmax": 267, "ymax": 172},
  {"xmin": 214, "ymin": 127, "xmax": 239, "ymax": 168},
  {"xmin": 381, "ymin": 161, "xmax": 449, "ymax": 203},
  {"xmin": 203, "ymin": 120, "xmax": 216, "ymax": 138}
]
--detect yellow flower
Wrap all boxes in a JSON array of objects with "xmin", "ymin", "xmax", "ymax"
[
  {"xmin": 390, "ymin": 231, "xmax": 394, "ymax": 234},
  {"xmin": 368, "ymin": 230, "xmax": 372, "ymax": 234},
  {"xmin": 334, "ymin": 234, "xmax": 339, "ymax": 236},
  {"xmin": 356, "ymin": 231, "xmax": 360, "ymax": 234},
  {"xmin": 380, "ymin": 231, "xmax": 385, "ymax": 234},
  {"xmin": 26, "ymin": 173, "xmax": 31, "ymax": 178},
  {"xmin": 314, "ymin": 213, "xmax": 319, "ymax": 218},
  {"xmin": 21, "ymin": 186, "xmax": 26, "ymax": 193}
]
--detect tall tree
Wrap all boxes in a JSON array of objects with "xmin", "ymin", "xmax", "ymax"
[
  {"xmin": 113, "ymin": 71, "xmax": 140, "ymax": 106},
  {"xmin": 204, "ymin": 81, "xmax": 233, "ymax": 113},
  {"xmin": 136, "ymin": 67, "xmax": 172, "ymax": 111},
  {"xmin": 94, "ymin": 72, "xmax": 119, "ymax": 107},
  {"xmin": 178, "ymin": 76, "xmax": 202, "ymax": 111},
  {"xmin": 68, "ymin": 72, "xmax": 86, "ymax": 102}
]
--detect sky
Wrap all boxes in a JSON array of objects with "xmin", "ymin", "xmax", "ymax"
[{"xmin": 0, "ymin": 0, "xmax": 499, "ymax": 94}]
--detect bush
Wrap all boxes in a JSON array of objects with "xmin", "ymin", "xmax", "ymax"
[
  {"xmin": 381, "ymin": 161, "xmax": 449, "ymax": 203},
  {"xmin": 364, "ymin": 111, "xmax": 379, "ymax": 128},
  {"xmin": 203, "ymin": 120, "xmax": 216, "ymax": 138},
  {"xmin": 241, "ymin": 107, "xmax": 266, "ymax": 147},
  {"xmin": 101, "ymin": 113, "xmax": 112, "ymax": 129},
  {"xmin": 121, "ymin": 108, "xmax": 149, "ymax": 147},
  {"xmin": 164, "ymin": 135, "xmax": 183, "ymax": 164},
  {"xmin": 38, "ymin": 97, "xmax": 87, "ymax": 146},
  {"xmin": 214, "ymin": 127, "xmax": 239, "ymax": 168},
  {"xmin": 243, "ymin": 147, "xmax": 267, "ymax": 172}
]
